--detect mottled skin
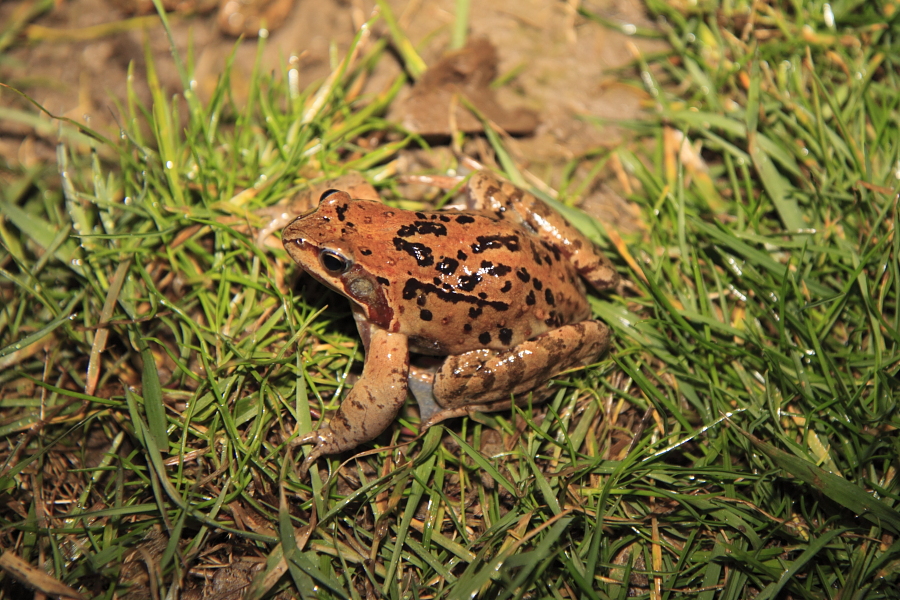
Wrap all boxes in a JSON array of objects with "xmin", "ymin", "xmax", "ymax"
[{"xmin": 283, "ymin": 171, "xmax": 619, "ymax": 471}]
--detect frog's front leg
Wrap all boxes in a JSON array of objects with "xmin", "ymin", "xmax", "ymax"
[
  {"xmin": 418, "ymin": 320, "xmax": 610, "ymax": 428},
  {"xmin": 295, "ymin": 327, "xmax": 409, "ymax": 472}
]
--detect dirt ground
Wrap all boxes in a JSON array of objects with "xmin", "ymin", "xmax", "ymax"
[{"xmin": 1, "ymin": 0, "xmax": 666, "ymax": 190}]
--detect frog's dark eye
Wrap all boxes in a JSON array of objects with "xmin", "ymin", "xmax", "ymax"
[
  {"xmin": 320, "ymin": 250, "xmax": 350, "ymax": 274},
  {"xmin": 320, "ymin": 189, "xmax": 341, "ymax": 202}
]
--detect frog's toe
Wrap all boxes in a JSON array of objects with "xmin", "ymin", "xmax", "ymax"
[
  {"xmin": 292, "ymin": 431, "xmax": 321, "ymax": 448},
  {"xmin": 297, "ymin": 451, "xmax": 320, "ymax": 478},
  {"xmin": 408, "ymin": 373, "xmax": 443, "ymax": 423},
  {"xmin": 292, "ymin": 430, "xmax": 334, "ymax": 476},
  {"xmin": 420, "ymin": 405, "xmax": 481, "ymax": 429}
]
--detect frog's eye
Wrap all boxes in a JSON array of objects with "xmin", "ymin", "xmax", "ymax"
[
  {"xmin": 320, "ymin": 189, "xmax": 341, "ymax": 202},
  {"xmin": 320, "ymin": 250, "xmax": 350, "ymax": 274}
]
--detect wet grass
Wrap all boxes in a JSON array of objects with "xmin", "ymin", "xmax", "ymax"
[{"xmin": 2, "ymin": 1, "xmax": 900, "ymax": 599}]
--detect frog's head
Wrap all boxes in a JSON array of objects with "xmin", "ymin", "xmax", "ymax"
[{"xmin": 282, "ymin": 189, "xmax": 394, "ymax": 327}]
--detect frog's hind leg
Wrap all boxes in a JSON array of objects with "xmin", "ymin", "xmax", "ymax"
[
  {"xmin": 409, "ymin": 358, "xmax": 513, "ymax": 428},
  {"xmin": 432, "ymin": 320, "xmax": 611, "ymax": 414},
  {"xmin": 411, "ymin": 318, "xmax": 610, "ymax": 430}
]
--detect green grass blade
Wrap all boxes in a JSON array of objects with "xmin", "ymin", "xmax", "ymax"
[{"xmin": 741, "ymin": 429, "xmax": 900, "ymax": 534}]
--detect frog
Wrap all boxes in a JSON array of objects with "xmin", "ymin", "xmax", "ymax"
[{"xmin": 282, "ymin": 171, "xmax": 619, "ymax": 472}]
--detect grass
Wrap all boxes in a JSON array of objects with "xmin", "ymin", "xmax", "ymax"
[{"xmin": 2, "ymin": 0, "xmax": 900, "ymax": 598}]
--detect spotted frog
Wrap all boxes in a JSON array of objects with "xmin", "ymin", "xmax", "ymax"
[{"xmin": 283, "ymin": 171, "xmax": 619, "ymax": 470}]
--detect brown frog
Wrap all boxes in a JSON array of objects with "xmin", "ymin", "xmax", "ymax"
[{"xmin": 283, "ymin": 171, "xmax": 618, "ymax": 471}]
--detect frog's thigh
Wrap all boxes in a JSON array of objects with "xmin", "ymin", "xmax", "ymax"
[
  {"xmin": 297, "ymin": 328, "xmax": 409, "ymax": 465},
  {"xmin": 433, "ymin": 320, "xmax": 610, "ymax": 411}
]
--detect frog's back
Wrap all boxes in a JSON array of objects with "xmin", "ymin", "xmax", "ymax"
[{"xmin": 367, "ymin": 205, "xmax": 591, "ymax": 356}]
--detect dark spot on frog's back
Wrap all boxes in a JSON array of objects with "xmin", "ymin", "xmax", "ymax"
[
  {"xmin": 458, "ymin": 274, "xmax": 482, "ymax": 291},
  {"xmin": 543, "ymin": 240, "xmax": 562, "ymax": 262},
  {"xmin": 377, "ymin": 276, "xmax": 390, "ymax": 286},
  {"xmin": 456, "ymin": 215, "xmax": 475, "ymax": 224},
  {"xmin": 545, "ymin": 288, "xmax": 555, "ymax": 306},
  {"xmin": 498, "ymin": 327, "xmax": 513, "ymax": 346},
  {"xmin": 419, "ymin": 309, "xmax": 433, "ymax": 321},
  {"xmin": 402, "ymin": 279, "xmax": 509, "ymax": 312},
  {"xmin": 436, "ymin": 257, "xmax": 459, "ymax": 276},
  {"xmin": 335, "ymin": 203, "xmax": 349, "ymax": 222},
  {"xmin": 397, "ymin": 221, "xmax": 448, "ymax": 237},
  {"xmin": 393, "ymin": 238, "xmax": 434, "ymax": 267},
  {"xmin": 481, "ymin": 260, "xmax": 512, "ymax": 277},
  {"xmin": 500, "ymin": 281, "xmax": 512, "ymax": 292},
  {"xmin": 479, "ymin": 331, "xmax": 492, "ymax": 345},
  {"xmin": 471, "ymin": 235, "xmax": 520, "ymax": 254},
  {"xmin": 516, "ymin": 268, "xmax": 530, "ymax": 283}
]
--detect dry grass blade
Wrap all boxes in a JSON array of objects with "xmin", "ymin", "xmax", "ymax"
[{"xmin": 0, "ymin": 553, "xmax": 85, "ymax": 600}]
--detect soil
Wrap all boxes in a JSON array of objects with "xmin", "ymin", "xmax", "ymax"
[{"xmin": 1, "ymin": 0, "xmax": 666, "ymax": 183}]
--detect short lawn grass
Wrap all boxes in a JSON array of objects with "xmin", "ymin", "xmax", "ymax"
[{"xmin": 1, "ymin": 1, "xmax": 899, "ymax": 598}]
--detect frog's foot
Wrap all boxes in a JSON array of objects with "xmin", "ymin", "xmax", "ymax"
[
  {"xmin": 408, "ymin": 366, "xmax": 440, "ymax": 424},
  {"xmin": 398, "ymin": 174, "xmax": 466, "ymax": 190},
  {"xmin": 292, "ymin": 429, "xmax": 340, "ymax": 477},
  {"xmin": 256, "ymin": 205, "xmax": 298, "ymax": 249},
  {"xmin": 418, "ymin": 400, "xmax": 518, "ymax": 430}
]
